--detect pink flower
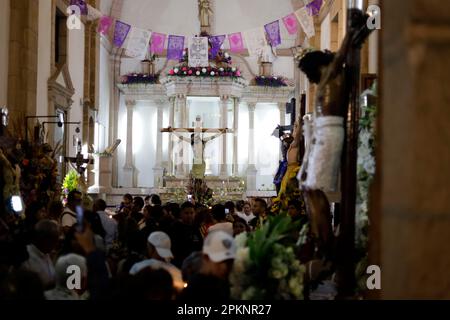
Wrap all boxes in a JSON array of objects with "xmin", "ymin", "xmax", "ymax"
[
  {"xmin": 236, "ymin": 70, "xmax": 241, "ymax": 77},
  {"xmin": 188, "ymin": 70, "xmax": 193, "ymax": 75},
  {"xmin": 169, "ymin": 69, "xmax": 174, "ymax": 75}
]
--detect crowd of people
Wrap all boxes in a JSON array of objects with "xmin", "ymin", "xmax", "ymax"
[{"xmin": 0, "ymin": 191, "xmax": 309, "ymax": 300}]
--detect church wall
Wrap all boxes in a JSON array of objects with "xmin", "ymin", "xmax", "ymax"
[
  {"xmin": 0, "ymin": 0, "xmax": 10, "ymax": 107},
  {"xmin": 36, "ymin": 0, "xmax": 52, "ymax": 117},
  {"xmin": 254, "ymin": 103, "xmax": 281, "ymax": 190},
  {"xmin": 132, "ymin": 102, "xmax": 157, "ymax": 188},
  {"xmin": 320, "ymin": 13, "xmax": 331, "ymax": 51},
  {"xmin": 67, "ymin": 25, "xmax": 85, "ymax": 156}
]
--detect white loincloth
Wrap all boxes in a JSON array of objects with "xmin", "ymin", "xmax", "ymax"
[{"xmin": 299, "ymin": 116, "xmax": 344, "ymax": 193}]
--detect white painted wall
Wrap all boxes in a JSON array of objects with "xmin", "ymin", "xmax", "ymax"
[
  {"xmin": 321, "ymin": 13, "xmax": 331, "ymax": 51},
  {"xmin": 36, "ymin": 0, "xmax": 52, "ymax": 117},
  {"xmin": 0, "ymin": 0, "xmax": 10, "ymax": 106},
  {"xmin": 67, "ymin": 25, "xmax": 85, "ymax": 156},
  {"xmin": 254, "ymin": 103, "xmax": 280, "ymax": 190}
]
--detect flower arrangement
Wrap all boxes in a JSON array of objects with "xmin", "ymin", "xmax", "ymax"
[
  {"xmin": 61, "ymin": 169, "xmax": 80, "ymax": 206},
  {"xmin": 120, "ymin": 73, "xmax": 159, "ymax": 85},
  {"xmin": 185, "ymin": 175, "xmax": 213, "ymax": 206},
  {"xmin": 230, "ymin": 215, "xmax": 306, "ymax": 300},
  {"xmin": 209, "ymin": 49, "xmax": 232, "ymax": 66},
  {"xmin": 254, "ymin": 76, "xmax": 288, "ymax": 87}
]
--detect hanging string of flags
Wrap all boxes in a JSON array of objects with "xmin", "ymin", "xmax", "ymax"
[{"xmin": 71, "ymin": 0, "xmax": 323, "ymax": 61}]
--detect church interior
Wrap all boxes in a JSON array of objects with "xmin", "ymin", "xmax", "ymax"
[{"xmin": 1, "ymin": 0, "xmax": 450, "ymax": 301}]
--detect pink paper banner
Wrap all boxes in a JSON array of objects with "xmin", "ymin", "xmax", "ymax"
[
  {"xmin": 97, "ymin": 16, "xmax": 113, "ymax": 35},
  {"xmin": 228, "ymin": 32, "xmax": 245, "ymax": 53},
  {"xmin": 282, "ymin": 13, "xmax": 299, "ymax": 35},
  {"xmin": 150, "ymin": 32, "xmax": 166, "ymax": 54}
]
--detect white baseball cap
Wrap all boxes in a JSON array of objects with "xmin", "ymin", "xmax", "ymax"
[
  {"xmin": 203, "ymin": 230, "xmax": 237, "ymax": 263},
  {"xmin": 147, "ymin": 231, "xmax": 173, "ymax": 259}
]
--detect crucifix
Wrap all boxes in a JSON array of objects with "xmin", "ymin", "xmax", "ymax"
[
  {"xmin": 64, "ymin": 140, "xmax": 94, "ymax": 175},
  {"xmin": 162, "ymin": 115, "xmax": 232, "ymax": 178}
]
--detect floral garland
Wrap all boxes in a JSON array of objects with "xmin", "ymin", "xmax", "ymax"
[
  {"xmin": 168, "ymin": 66, "xmax": 241, "ymax": 78},
  {"xmin": 230, "ymin": 215, "xmax": 306, "ymax": 300},
  {"xmin": 120, "ymin": 73, "xmax": 159, "ymax": 85},
  {"xmin": 355, "ymin": 82, "xmax": 377, "ymax": 294},
  {"xmin": 169, "ymin": 48, "xmax": 242, "ymax": 78},
  {"xmin": 254, "ymin": 76, "xmax": 288, "ymax": 87}
]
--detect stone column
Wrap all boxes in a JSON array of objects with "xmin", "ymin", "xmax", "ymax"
[
  {"xmin": 153, "ymin": 101, "xmax": 165, "ymax": 188},
  {"xmin": 232, "ymin": 98, "xmax": 240, "ymax": 176},
  {"xmin": 168, "ymin": 96, "xmax": 175, "ymax": 176},
  {"xmin": 371, "ymin": 0, "xmax": 450, "ymax": 299},
  {"xmin": 174, "ymin": 94, "xmax": 186, "ymax": 177},
  {"xmin": 123, "ymin": 99, "xmax": 135, "ymax": 187},
  {"xmin": 246, "ymin": 102, "xmax": 257, "ymax": 191},
  {"xmin": 219, "ymin": 95, "xmax": 229, "ymax": 177}
]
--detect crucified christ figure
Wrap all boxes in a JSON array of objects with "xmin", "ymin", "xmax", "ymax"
[
  {"xmin": 165, "ymin": 122, "xmax": 227, "ymax": 178},
  {"xmin": 295, "ymin": 9, "xmax": 373, "ymax": 262}
]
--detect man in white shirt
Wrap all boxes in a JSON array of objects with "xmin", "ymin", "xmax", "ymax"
[
  {"xmin": 60, "ymin": 190, "xmax": 82, "ymax": 233},
  {"xmin": 208, "ymin": 204, "xmax": 233, "ymax": 236},
  {"xmin": 93, "ymin": 198, "xmax": 118, "ymax": 250},
  {"xmin": 21, "ymin": 220, "xmax": 60, "ymax": 290},
  {"xmin": 237, "ymin": 201, "xmax": 255, "ymax": 224},
  {"xmin": 129, "ymin": 231, "xmax": 184, "ymax": 291},
  {"xmin": 45, "ymin": 254, "xmax": 87, "ymax": 300}
]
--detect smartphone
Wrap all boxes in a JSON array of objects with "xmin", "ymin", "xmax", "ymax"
[
  {"xmin": 187, "ymin": 195, "xmax": 193, "ymax": 203},
  {"xmin": 225, "ymin": 208, "xmax": 230, "ymax": 215},
  {"xmin": 75, "ymin": 205, "xmax": 84, "ymax": 233}
]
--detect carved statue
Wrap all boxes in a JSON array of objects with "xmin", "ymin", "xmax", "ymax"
[{"xmin": 198, "ymin": 0, "xmax": 213, "ymax": 29}]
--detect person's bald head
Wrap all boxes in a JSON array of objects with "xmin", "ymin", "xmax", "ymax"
[{"xmin": 33, "ymin": 219, "xmax": 60, "ymax": 254}]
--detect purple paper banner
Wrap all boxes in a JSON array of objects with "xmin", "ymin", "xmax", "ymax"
[
  {"xmin": 70, "ymin": 0, "xmax": 88, "ymax": 15},
  {"xmin": 264, "ymin": 20, "xmax": 281, "ymax": 47},
  {"xmin": 228, "ymin": 32, "xmax": 245, "ymax": 53},
  {"xmin": 306, "ymin": 0, "xmax": 323, "ymax": 16},
  {"xmin": 209, "ymin": 35, "xmax": 226, "ymax": 58},
  {"xmin": 97, "ymin": 16, "xmax": 113, "ymax": 35},
  {"xmin": 282, "ymin": 13, "xmax": 299, "ymax": 35},
  {"xmin": 167, "ymin": 35, "xmax": 185, "ymax": 61},
  {"xmin": 113, "ymin": 20, "xmax": 131, "ymax": 47},
  {"xmin": 150, "ymin": 32, "xmax": 166, "ymax": 54}
]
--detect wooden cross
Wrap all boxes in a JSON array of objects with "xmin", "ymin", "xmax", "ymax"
[{"xmin": 64, "ymin": 141, "xmax": 94, "ymax": 175}]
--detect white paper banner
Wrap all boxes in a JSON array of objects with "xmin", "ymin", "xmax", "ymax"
[
  {"xmin": 188, "ymin": 37, "xmax": 209, "ymax": 67},
  {"xmin": 86, "ymin": 4, "xmax": 103, "ymax": 21},
  {"xmin": 126, "ymin": 27, "xmax": 152, "ymax": 60},
  {"xmin": 295, "ymin": 7, "xmax": 315, "ymax": 39},
  {"xmin": 243, "ymin": 27, "xmax": 268, "ymax": 58}
]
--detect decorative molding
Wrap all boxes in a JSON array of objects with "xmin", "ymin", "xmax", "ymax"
[
  {"xmin": 241, "ymin": 85, "xmax": 295, "ymax": 104},
  {"xmin": 160, "ymin": 76, "xmax": 249, "ymax": 98},
  {"xmin": 117, "ymin": 83, "xmax": 168, "ymax": 102},
  {"xmin": 48, "ymin": 63, "xmax": 75, "ymax": 112}
]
